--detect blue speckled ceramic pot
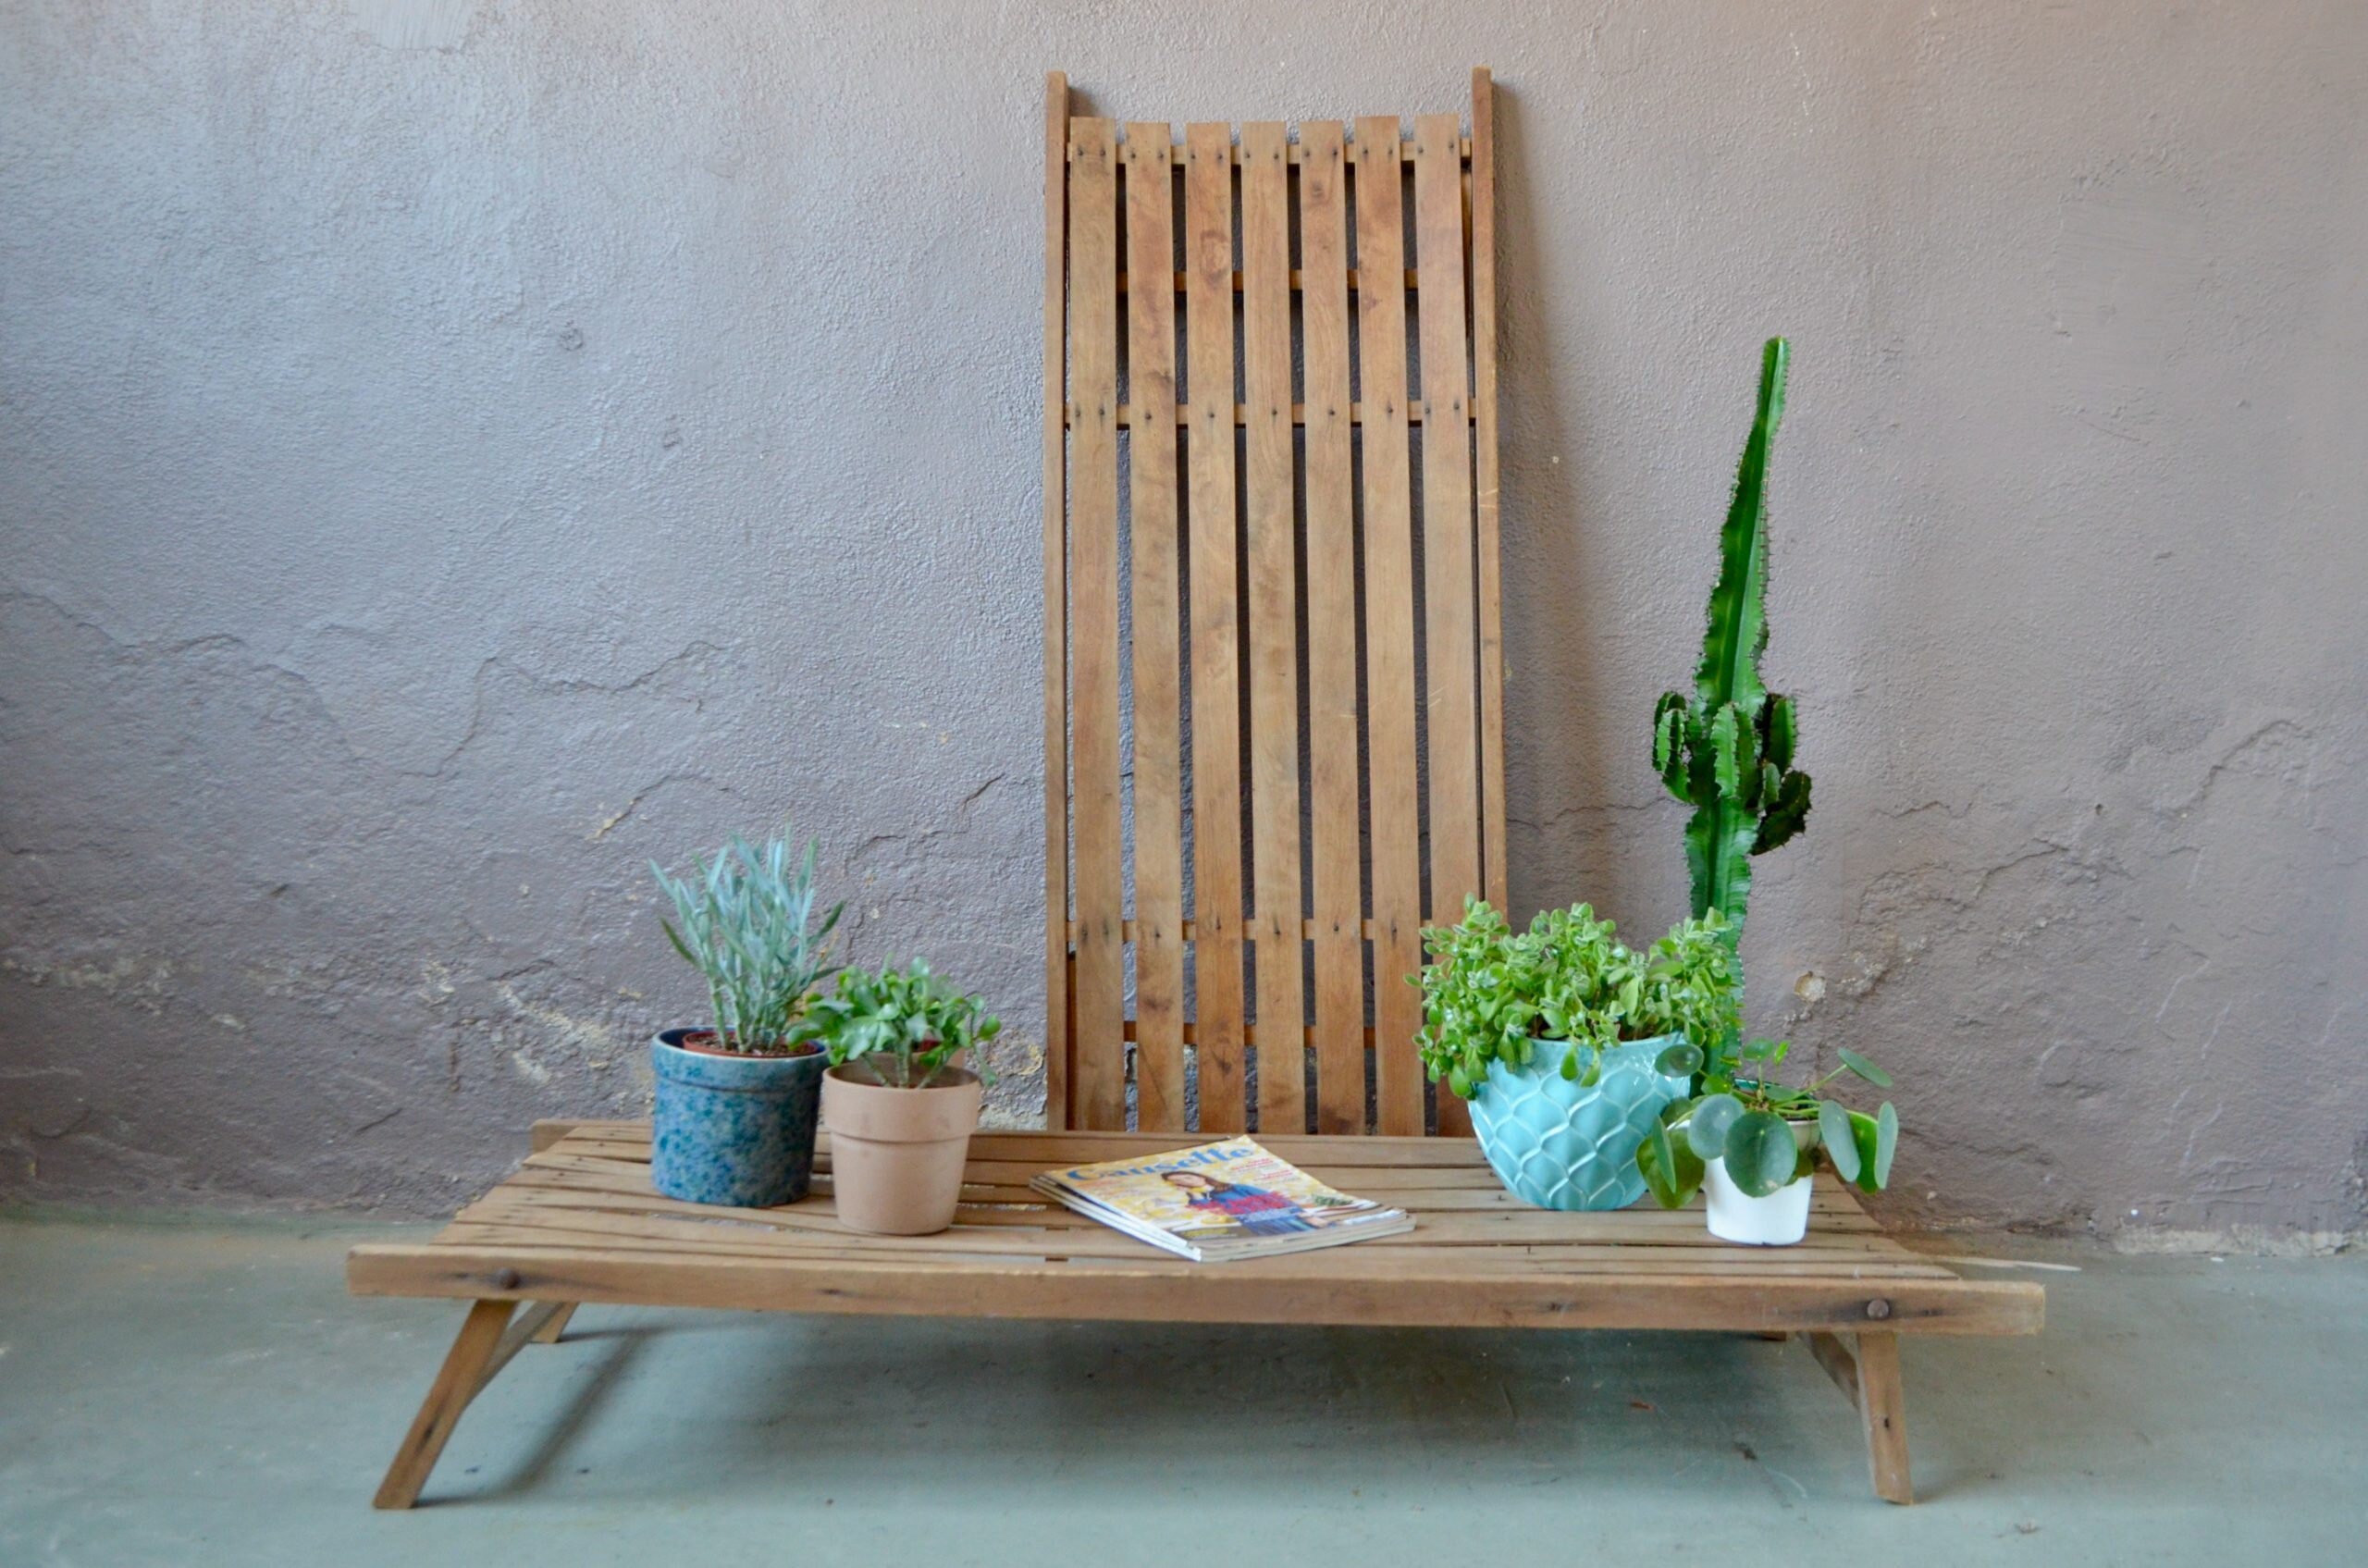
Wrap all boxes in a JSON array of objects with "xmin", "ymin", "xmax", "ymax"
[
  {"xmin": 1466, "ymin": 1034, "xmax": 1692, "ymax": 1211},
  {"xmin": 650, "ymin": 1028, "xmax": 825, "ymax": 1207}
]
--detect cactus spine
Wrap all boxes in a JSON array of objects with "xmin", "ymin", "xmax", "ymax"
[{"xmin": 1653, "ymin": 339, "xmax": 1812, "ymax": 935}]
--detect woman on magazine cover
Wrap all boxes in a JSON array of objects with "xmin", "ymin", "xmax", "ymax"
[{"xmin": 1161, "ymin": 1168, "xmax": 1328, "ymax": 1237}]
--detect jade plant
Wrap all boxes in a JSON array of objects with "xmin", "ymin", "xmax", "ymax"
[
  {"xmin": 651, "ymin": 831, "xmax": 843, "ymax": 1054},
  {"xmin": 1652, "ymin": 338, "xmax": 1812, "ymax": 938},
  {"xmin": 808, "ymin": 960, "xmax": 1002, "ymax": 1090},
  {"xmin": 1637, "ymin": 1037, "xmax": 1900, "ymax": 1204},
  {"xmin": 1413, "ymin": 898, "xmax": 1741, "ymax": 1101}
]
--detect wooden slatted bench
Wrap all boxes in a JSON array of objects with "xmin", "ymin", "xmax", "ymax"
[
  {"xmin": 351, "ymin": 68, "xmax": 2043, "ymax": 1509},
  {"xmin": 350, "ymin": 1120, "xmax": 2041, "ymax": 1507}
]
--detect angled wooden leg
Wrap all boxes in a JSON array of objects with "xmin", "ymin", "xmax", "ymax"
[
  {"xmin": 530, "ymin": 1303, "xmax": 578, "ymax": 1343},
  {"xmin": 374, "ymin": 1300, "xmax": 516, "ymax": 1510},
  {"xmin": 1804, "ymin": 1330, "xmax": 1913, "ymax": 1503},
  {"xmin": 1854, "ymin": 1331, "xmax": 1913, "ymax": 1505}
]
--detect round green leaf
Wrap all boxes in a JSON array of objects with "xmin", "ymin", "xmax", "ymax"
[
  {"xmin": 1843, "ymin": 1109, "xmax": 1881, "ymax": 1192},
  {"xmin": 1722, "ymin": 1111, "xmax": 1799, "ymax": 1198},
  {"xmin": 1654, "ymin": 1042, "xmax": 1703, "ymax": 1078},
  {"xmin": 1817, "ymin": 1100, "xmax": 1860, "ymax": 1183},
  {"xmin": 1638, "ymin": 1123, "xmax": 1706, "ymax": 1210},
  {"xmin": 1447, "ymin": 1065, "xmax": 1472, "ymax": 1100},
  {"xmin": 1836, "ymin": 1047, "xmax": 1892, "ymax": 1089},
  {"xmin": 1560, "ymin": 1048, "xmax": 1580, "ymax": 1081},
  {"xmin": 1686, "ymin": 1093, "xmax": 1745, "ymax": 1161},
  {"xmin": 1872, "ymin": 1102, "xmax": 1899, "ymax": 1188}
]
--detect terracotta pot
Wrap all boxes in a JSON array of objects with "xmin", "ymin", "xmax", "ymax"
[{"xmin": 820, "ymin": 1064, "xmax": 983, "ymax": 1235}]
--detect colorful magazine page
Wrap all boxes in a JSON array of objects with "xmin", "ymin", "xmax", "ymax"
[{"xmin": 1031, "ymin": 1137, "xmax": 1412, "ymax": 1262}]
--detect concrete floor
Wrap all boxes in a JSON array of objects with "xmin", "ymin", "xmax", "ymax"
[{"xmin": 1, "ymin": 1215, "xmax": 2362, "ymax": 1566}]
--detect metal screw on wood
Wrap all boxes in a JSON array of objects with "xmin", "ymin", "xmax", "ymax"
[
  {"xmin": 494, "ymin": 1267, "xmax": 522, "ymax": 1290},
  {"xmin": 1867, "ymin": 1298, "xmax": 1893, "ymax": 1320}
]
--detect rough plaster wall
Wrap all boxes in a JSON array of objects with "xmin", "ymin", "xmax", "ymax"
[{"xmin": 3, "ymin": 2, "xmax": 2362, "ymax": 1241}]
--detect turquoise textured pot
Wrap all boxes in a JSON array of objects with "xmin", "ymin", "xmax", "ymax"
[
  {"xmin": 650, "ymin": 1028, "xmax": 826, "ymax": 1207},
  {"xmin": 1466, "ymin": 1035, "xmax": 1691, "ymax": 1211}
]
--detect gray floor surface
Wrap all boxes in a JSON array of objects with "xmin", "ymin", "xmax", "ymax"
[{"xmin": 2, "ymin": 1212, "xmax": 2362, "ymax": 1565}]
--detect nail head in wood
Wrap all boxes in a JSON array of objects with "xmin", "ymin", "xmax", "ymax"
[
  {"xmin": 494, "ymin": 1267, "xmax": 522, "ymax": 1290},
  {"xmin": 1867, "ymin": 1297, "xmax": 1893, "ymax": 1320}
]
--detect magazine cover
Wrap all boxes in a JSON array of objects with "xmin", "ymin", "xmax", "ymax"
[{"xmin": 1031, "ymin": 1137, "xmax": 1412, "ymax": 1261}]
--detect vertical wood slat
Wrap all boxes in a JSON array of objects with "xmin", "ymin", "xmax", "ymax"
[
  {"xmin": 1352, "ymin": 114, "xmax": 1426, "ymax": 1138},
  {"xmin": 1299, "ymin": 120, "xmax": 1363, "ymax": 1135},
  {"xmin": 1124, "ymin": 124, "xmax": 1186, "ymax": 1131},
  {"xmin": 1067, "ymin": 117, "xmax": 1127, "ymax": 1131},
  {"xmin": 1239, "ymin": 120, "xmax": 1306, "ymax": 1136},
  {"xmin": 1041, "ymin": 73, "xmax": 1071, "ymax": 1130},
  {"xmin": 1412, "ymin": 112, "xmax": 1479, "ymax": 1138},
  {"xmin": 1182, "ymin": 122, "xmax": 1247, "ymax": 1133},
  {"xmin": 1470, "ymin": 69, "xmax": 1509, "ymax": 912}
]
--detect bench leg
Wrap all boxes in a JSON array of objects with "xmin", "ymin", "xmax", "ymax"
[
  {"xmin": 531, "ymin": 1303, "xmax": 579, "ymax": 1343},
  {"xmin": 1855, "ymin": 1332, "xmax": 1912, "ymax": 1504},
  {"xmin": 374, "ymin": 1298, "xmax": 568, "ymax": 1509},
  {"xmin": 1805, "ymin": 1330, "xmax": 1913, "ymax": 1505}
]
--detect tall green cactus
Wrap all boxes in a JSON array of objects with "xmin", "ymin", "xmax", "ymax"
[{"xmin": 1652, "ymin": 339, "xmax": 1811, "ymax": 935}]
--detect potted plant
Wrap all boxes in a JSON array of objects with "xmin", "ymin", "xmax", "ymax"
[
  {"xmin": 1415, "ymin": 900, "xmax": 1740, "ymax": 1210},
  {"xmin": 811, "ymin": 960, "xmax": 1001, "ymax": 1236},
  {"xmin": 647, "ymin": 831, "xmax": 842, "ymax": 1207},
  {"xmin": 1637, "ymin": 1037, "xmax": 1901, "ymax": 1245}
]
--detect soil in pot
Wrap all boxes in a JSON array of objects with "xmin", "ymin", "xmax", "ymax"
[
  {"xmin": 671, "ymin": 1030, "xmax": 822, "ymax": 1060},
  {"xmin": 820, "ymin": 1063, "xmax": 983, "ymax": 1236}
]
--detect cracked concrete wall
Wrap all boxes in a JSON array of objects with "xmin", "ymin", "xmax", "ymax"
[{"xmin": 3, "ymin": 2, "xmax": 2362, "ymax": 1241}]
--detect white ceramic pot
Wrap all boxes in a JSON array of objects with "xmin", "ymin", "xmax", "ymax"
[{"xmin": 1704, "ymin": 1156, "xmax": 1813, "ymax": 1245}]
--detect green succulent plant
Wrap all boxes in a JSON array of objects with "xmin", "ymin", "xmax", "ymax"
[
  {"xmin": 808, "ymin": 959, "xmax": 1001, "ymax": 1090},
  {"xmin": 651, "ymin": 830, "xmax": 843, "ymax": 1055},
  {"xmin": 1636, "ymin": 1037, "xmax": 1901, "ymax": 1205},
  {"xmin": 1652, "ymin": 338, "xmax": 1812, "ymax": 937},
  {"xmin": 1412, "ymin": 898, "xmax": 1742, "ymax": 1101}
]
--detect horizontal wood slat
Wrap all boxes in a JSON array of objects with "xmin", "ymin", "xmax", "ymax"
[
  {"xmin": 1064, "ymin": 401, "xmax": 1470, "ymax": 428},
  {"xmin": 1067, "ymin": 137, "xmax": 1474, "ymax": 165},
  {"xmin": 352, "ymin": 1247, "xmax": 2041, "ymax": 1334},
  {"xmin": 1066, "ymin": 917, "xmax": 1466, "ymax": 943},
  {"xmin": 351, "ymin": 1129, "xmax": 2045, "ymax": 1336},
  {"xmin": 1117, "ymin": 267, "xmax": 1423, "ymax": 293}
]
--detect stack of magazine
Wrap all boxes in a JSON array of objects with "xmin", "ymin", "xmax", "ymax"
[{"xmin": 1031, "ymin": 1136, "xmax": 1413, "ymax": 1262}]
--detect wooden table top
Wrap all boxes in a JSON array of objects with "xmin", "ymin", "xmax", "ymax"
[{"xmin": 346, "ymin": 1122, "xmax": 2042, "ymax": 1336}]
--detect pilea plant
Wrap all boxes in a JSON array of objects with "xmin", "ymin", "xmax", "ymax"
[
  {"xmin": 1652, "ymin": 338, "xmax": 1812, "ymax": 939},
  {"xmin": 808, "ymin": 959, "xmax": 1002, "ymax": 1090},
  {"xmin": 651, "ymin": 831, "xmax": 843, "ymax": 1055},
  {"xmin": 1413, "ymin": 899, "xmax": 1741, "ymax": 1100},
  {"xmin": 1637, "ymin": 1037, "xmax": 1901, "ymax": 1204}
]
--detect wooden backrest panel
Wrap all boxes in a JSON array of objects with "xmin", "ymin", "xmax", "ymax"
[{"xmin": 1042, "ymin": 69, "xmax": 1507, "ymax": 1136}]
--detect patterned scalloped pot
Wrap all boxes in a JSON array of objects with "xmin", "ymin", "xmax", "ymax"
[
  {"xmin": 649, "ymin": 1028, "xmax": 826, "ymax": 1207},
  {"xmin": 1467, "ymin": 1035, "xmax": 1692, "ymax": 1210}
]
